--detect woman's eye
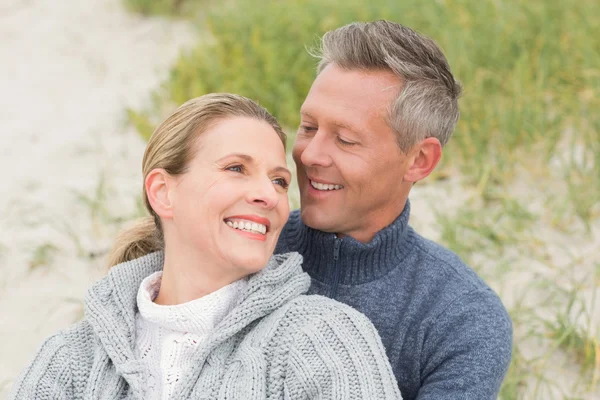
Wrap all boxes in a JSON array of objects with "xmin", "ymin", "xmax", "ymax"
[
  {"xmin": 226, "ymin": 164, "xmax": 244, "ymax": 173},
  {"xmin": 272, "ymin": 177, "xmax": 289, "ymax": 189}
]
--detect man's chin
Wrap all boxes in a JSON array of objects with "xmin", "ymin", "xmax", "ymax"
[{"xmin": 299, "ymin": 206, "xmax": 338, "ymax": 233}]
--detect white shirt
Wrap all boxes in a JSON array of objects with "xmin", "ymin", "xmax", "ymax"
[{"xmin": 135, "ymin": 271, "xmax": 247, "ymax": 399}]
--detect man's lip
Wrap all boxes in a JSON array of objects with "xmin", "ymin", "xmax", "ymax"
[
  {"xmin": 306, "ymin": 175, "xmax": 342, "ymax": 186},
  {"xmin": 224, "ymin": 214, "xmax": 271, "ymax": 230}
]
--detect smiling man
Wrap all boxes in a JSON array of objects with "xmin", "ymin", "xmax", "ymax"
[{"xmin": 276, "ymin": 21, "xmax": 512, "ymax": 399}]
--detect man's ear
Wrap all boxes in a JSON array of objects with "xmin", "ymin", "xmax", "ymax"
[
  {"xmin": 145, "ymin": 168, "xmax": 174, "ymax": 220},
  {"xmin": 403, "ymin": 137, "xmax": 442, "ymax": 183}
]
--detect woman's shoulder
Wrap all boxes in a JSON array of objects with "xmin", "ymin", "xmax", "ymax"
[
  {"xmin": 286, "ymin": 294, "xmax": 372, "ymax": 320},
  {"xmin": 247, "ymin": 294, "xmax": 371, "ymax": 342},
  {"xmin": 31, "ymin": 319, "xmax": 96, "ymax": 360},
  {"xmin": 265, "ymin": 294, "xmax": 379, "ymax": 339},
  {"xmin": 8, "ymin": 320, "xmax": 94, "ymax": 400},
  {"xmin": 257, "ymin": 295, "xmax": 402, "ymax": 399}
]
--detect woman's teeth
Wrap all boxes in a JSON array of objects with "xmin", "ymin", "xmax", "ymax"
[
  {"xmin": 310, "ymin": 180, "xmax": 343, "ymax": 191},
  {"xmin": 226, "ymin": 220, "xmax": 267, "ymax": 235}
]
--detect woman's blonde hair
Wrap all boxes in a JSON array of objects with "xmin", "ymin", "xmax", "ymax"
[{"xmin": 107, "ymin": 93, "xmax": 286, "ymax": 267}]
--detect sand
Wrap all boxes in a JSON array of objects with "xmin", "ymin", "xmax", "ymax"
[{"xmin": 0, "ymin": 0, "xmax": 194, "ymax": 396}]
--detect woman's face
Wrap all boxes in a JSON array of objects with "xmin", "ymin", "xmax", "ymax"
[{"xmin": 167, "ymin": 116, "xmax": 290, "ymax": 275}]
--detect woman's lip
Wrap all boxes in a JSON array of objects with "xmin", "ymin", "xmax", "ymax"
[
  {"xmin": 224, "ymin": 214, "xmax": 271, "ymax": 230},
  {"xmin": 228, "ymin": 228, "xmax": 267, "ymax": 242}
]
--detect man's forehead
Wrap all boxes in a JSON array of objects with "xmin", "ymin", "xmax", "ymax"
[
  {"xmin": 305, "ymin": 70, "xmax": 399, "ymax": 112},
  {"xmin": 301, "ymin": 92, "xmax": 389, "ymax": 131},
  {"xmin": 312, "ymin": 65, "xmax": 401, "ymax": 91}
]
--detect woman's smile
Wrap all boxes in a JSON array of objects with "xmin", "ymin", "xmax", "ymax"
[{"xmin": 224, "ymin": 214, "xmax": 271, "ymax": 241}]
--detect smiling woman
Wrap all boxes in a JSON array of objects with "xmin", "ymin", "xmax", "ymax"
[
  {"xmin": 143, "ymin": 113, "xmax": 291, "ymax": 303},
  {"xmin": 9, "ymin": 93, "xmax": 402, "ymax": 399}
]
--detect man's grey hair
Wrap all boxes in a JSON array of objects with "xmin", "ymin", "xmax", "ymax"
[{"xmin": 314, "ymin": 20, "xmax": 461, "ymax": 152}]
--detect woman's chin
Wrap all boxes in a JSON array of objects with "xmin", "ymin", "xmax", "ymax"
[{"xmin": 228, "ymin": 252, "xmax": 272, "ymax": 276}]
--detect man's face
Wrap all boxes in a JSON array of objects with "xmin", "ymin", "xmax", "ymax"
[{"xmin": 293, "ymin": 65, "xmax": 415, "ymax": 242}]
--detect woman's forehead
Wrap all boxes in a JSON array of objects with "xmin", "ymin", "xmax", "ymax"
[{"xmin": 191, "ymin": 118, "xmax": 287, "ymax": 165}]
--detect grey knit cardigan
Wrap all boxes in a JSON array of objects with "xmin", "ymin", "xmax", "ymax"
[{"xmin": 10, "ymin": 251, "xmax": 402, "ymax": 399}]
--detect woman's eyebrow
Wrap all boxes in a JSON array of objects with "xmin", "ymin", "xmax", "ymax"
[
  {"xmin": 217, "ymin": 153, "xmax": 290, "ymax": 176},
  {"xmin": 216, "ymin": 153, "xmax": 254, "ymax": 163},
  {"xmin": 272, "ymin": 166, "xmax": 291, "ymax": 177}
]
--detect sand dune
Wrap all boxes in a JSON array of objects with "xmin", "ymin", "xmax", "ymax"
[{"xmin": 0, "ymin": 0, "xmax": 194, "ymax": 396}]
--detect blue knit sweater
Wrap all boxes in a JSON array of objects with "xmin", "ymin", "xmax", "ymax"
[{"xmin": 275, "ymin": 200, "xmax": 513, "ymax": 400}]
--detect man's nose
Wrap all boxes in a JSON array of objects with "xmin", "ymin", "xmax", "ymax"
[{"xmin": 299, "ymin": 130, "xmax": 333, "ymax": 168}]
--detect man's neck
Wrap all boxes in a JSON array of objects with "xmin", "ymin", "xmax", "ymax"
[
  {"xmin": 335, "ymin": 198, "xmax": 408, "ymax": 243},
  {"xmin": 277, "ymin": 200, "xmax": 413, "ymax": 286}
]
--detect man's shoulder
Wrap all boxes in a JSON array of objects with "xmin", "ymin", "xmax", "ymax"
[
  {"xmin": 275, "ymin": 209, "xmax": 302, "ymax": 253},
  {"xmin": 408, "ymin": 226, "xmax": 489, "ymax": 292},
  {"xmin": 407, "ymin": 227, "xmax": 511, "ymax": 325}
]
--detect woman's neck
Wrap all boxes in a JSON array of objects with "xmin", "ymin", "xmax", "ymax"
[{"xmin": 154, "ymin": 244, "xmax": 245, "ymax": 306}]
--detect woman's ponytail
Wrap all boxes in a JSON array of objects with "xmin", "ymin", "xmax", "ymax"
[{"xmin": 107, "ymin": 217, "xmax": 163, "ymax": 267}]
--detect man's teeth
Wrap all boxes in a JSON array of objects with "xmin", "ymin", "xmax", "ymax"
[
  {"xmin": 310, "ymin": 180, "xmax": 343, "ymax": 191},
  {"xmin": 226, "ymin": 220, "xmax": 267, "ymax": 235}
]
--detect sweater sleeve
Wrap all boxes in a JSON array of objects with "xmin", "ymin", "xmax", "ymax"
[
  {"xmin": 9, "ymin": 333, "xmax": 73, "ymax": 400},
  {"xmin": 284, "ymin": 298, "xmax": 402, "ymax": 399},
  {"xmin": 416, "ymin": 288, "xmax": 513, "ymax": 400}
]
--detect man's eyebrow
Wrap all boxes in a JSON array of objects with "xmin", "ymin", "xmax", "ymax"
[
  {"xmin": 300, "ymin": 110, "xmax": 362, "ymax": 134},
  {"xmin": 217, "ymin": 153, "xmax": 291, "ymax": 176},
  {"xmin": 332, "ymin": 120, "xmax": 362, "ymax": 134},
  {"xmin": 300, "ymin": 110, "xmax": 316, "ymax": 119}
]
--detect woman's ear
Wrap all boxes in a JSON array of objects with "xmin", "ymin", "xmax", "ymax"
[
  {"xmin": 403, "ymin": 137, "xmax": 443, "ymax": 183},
  {"xmin": 145, "ymin": 168, "xmax": 174, "ymax": 220}
]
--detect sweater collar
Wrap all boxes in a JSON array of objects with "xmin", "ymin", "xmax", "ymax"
[
  {"xmin": 84, "ymin": 251, "xmax": 309, "ymax": 394},
  {"xmin": 137, "ymin": 271, "xmax": 248, "ymax": 335},
  {"xmin": 278, "ymin": 199, "xmax": 414, "ymax": 285}
]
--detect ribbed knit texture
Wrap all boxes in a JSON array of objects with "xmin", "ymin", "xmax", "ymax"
[
  {"xmin": 275, "ymin": 199, "xmax": 513, "ymax": 400},
  {"xmin": 135, "ymin": 271, "xmax": 247, "ymax": 399},
  {"xmin": 10, "ymin": 251, "xmax": 402, "ymax": 399}
]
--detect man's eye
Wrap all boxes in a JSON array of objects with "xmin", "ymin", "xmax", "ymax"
[
  {"xmin": 337, "ymin": 136, "xmax": 356, "ymax": 146},
  {"xmin": 299, "ymin": 125, "xmax": 317, "ymax": 133}
]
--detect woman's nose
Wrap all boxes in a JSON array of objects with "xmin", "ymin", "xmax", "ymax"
[{"xmin": 246, "ymin": 178, "xmax": 279, "ymax": 209}]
